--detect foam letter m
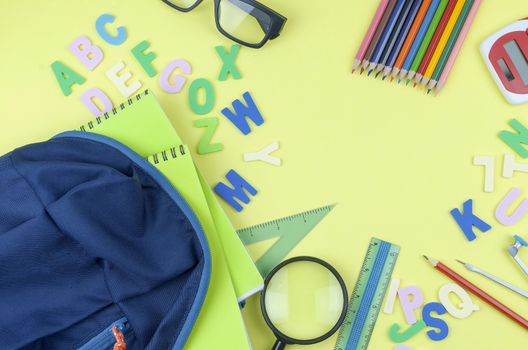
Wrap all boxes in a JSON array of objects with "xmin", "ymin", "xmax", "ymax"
[{"xmin": 214, "ymin": 170, "xmax": 257, "ymax": 212}]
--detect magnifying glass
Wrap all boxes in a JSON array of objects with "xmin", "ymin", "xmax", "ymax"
[{"xmin": 260, "ymin": 256, "xmax": 348, "ymax": 350}]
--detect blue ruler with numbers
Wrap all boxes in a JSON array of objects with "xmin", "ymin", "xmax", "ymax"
[{"xmin": 334, "ymin": 238, "xmax": 400, "ymax": 350}]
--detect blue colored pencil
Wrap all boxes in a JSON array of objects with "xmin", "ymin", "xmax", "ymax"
[
  {"xmin": 374, "ymin": 0, "xmax": 413, "ymax": 77},
  {"xmin": 367, "ymin": 0, "xmax": 406, "ymax": 75},
  {"xmin": 375, "ymin": 0, "xmax": 417, "ymax": 78},
  {"xmin": 398, "ymin": 0, "xmax": 441, "ymax": 82},
  {"xmin": 382, "ymin": 0, "xmax": 423, "ymax": 80}
]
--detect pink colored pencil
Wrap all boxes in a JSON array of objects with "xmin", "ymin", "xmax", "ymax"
[
  {"xmin": 434, "ymin": 0, "xmax": 481, "ymax": 95},
  {"xmin": 352, "ymin": 0, "xmax": 391, "ymax": 74}
]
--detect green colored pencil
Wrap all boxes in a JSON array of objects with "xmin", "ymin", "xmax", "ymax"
[
  {"xmin": 406, "ymin": 0, "xmax": 449, "ymax": 83},
  {"xmin": 428, "ymin": 0, "xmax": 474, "ymax": 92}
]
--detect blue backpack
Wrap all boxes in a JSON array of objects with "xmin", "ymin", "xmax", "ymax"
[{"xmin": 0, "ymin": 132, "xmax": 211, "ymax": 350}]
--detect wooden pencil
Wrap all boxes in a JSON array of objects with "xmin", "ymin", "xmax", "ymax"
[
  {"xmin": 427, "ymin": 0, "xmax": 474, "ymax": 92},
  {"xmin": 421, "ymin": 0, "xmax": 468, "ymax": 88},
  {"xmin": 374, "ymin": 0, "xmax": 417, "ymax": 78},
  {"xmin": 352, "ymin": 0, "xmax": 391, "ymax": 74},
  {"xmin": 368, "ymin": 0, "xmax": 406, "ymax": 75},
  {"xmin": 413, "ymin": 0, "xmax": 458, "ymax": 87},
  {"xmin": 391, "ymin": 0, "xmax": 432, "ymax": 80},
  {"xmin": 406, "ymin": 0, "xmax": 449, "ymax": 84},
  {"xmin": 424, "ymin": 256, "xmax": 528, "ymax": 330},
  {"xmin": 434, "ymin": 0, "xmax": 481, "ymax": 94},
  {"xmin": 361, "ymin": 0, "xmax": 399, "ymax": 73},
  {"xmin": 399, "ymin": 0, "xmax": 441, "ymax": 82},
  {"xmin": 383, "ymin": 0, "xmax": 424, "ymax": 80}
]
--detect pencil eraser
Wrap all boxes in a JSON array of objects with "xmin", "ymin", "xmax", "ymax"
[
  {"xmin": 438, "ymin": 283, "xmax": 479, "ymax": 319},
  {"xmin": 80, "ymin": 87, "xmax": 113, "ymax": 117},
  {"xmin": 495, "ymin": 187, "xmax": 528, "ymax": 226},
  {"xmin": 388, "ymin": 320, "xmax": 426, "ymax": 343},
  {"xmin": 160, "ymin": 59, "xmax": 192, "ymax": 94},
  {"xmin": 383, "ymin": 278, "xmax": 400, "ymax": 314},
  {"xmin": 422, "ymin": 302, "xmax": 449, "ymax": 341},
  {"xmin": 397, "ymin": 286, "xmax": 424, "ymax": 325}
]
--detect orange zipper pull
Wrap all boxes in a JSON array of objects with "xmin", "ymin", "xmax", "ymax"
[{"xmin": 112, "ymin": 325, "xmax": 126, "ymax": 350}]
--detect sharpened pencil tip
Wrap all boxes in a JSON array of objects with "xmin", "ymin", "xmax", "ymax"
[
  {"xmin": 406, "ymin": 79, "xmax": 410, "ymax": 86},
  {"xmin": 351, "ymin": 69, "xmax": 356, "ymax": 75},
  {"xmin": 375, "ymin": 71, "xmax": 382, "ymax": 78},
  {"xmin": 382, "ymin": 75, "xmax": 387, "ymax": 81},
  {"xmin": 427, "ymin": 89, "xmax": 431, "ymax": 94},
  {"xmin": 390, "ymin": 77, "xmax": 394, "ymax": 82},
  {"xmin": 368, "ymin": 69, "xmax": 373, "ymax": 76},
  {"xmin": 423, "ymin": 255, "xmax": 429, "ymax": 261},
  {"xmin": 360, "ymin": 68, "xmax": 365, "ymax": 75},
  {"xmin": 413, "ymin": 83, "xmax": 417, "ymax": 88},
  {"xmin": 456, "ymin": 259, "xmax": 466, "ymax": 265},
  {"xmin": 397, "ymin": 79, "xmax": 401, "ymax": 84}
]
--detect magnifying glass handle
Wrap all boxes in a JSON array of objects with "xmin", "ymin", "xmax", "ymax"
[{"xmin": 272, "ymin": 339, "xmax": 286, "ymax": 350}]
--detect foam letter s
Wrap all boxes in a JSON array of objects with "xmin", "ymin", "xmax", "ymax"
[{"xmin": 422, "ymin": 302, "xmax": 449, "ymax": 341}]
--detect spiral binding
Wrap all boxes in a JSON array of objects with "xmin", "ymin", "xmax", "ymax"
[
  {"xmin": 79, "ymin": 90, "xmax": 150, "ymax": 132},
  {"xmin": 149, "ymin": 145, "xmax": 187, "ymax": 165}
]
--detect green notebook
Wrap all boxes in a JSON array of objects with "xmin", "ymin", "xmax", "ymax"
[
  {"xmin": 77, "ymin": 89, "xmax": 262, "ymax": 349},
  {"xmin": 77, "ymin": 90, "xmax": 263, "ymax": 299},
  {"xmin": 146, "ymin": 145, "xmax": 248, "ymax": 350}
]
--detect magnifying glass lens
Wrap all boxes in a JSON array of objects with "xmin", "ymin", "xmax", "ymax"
[{"xmin": 263, "ymin": 260, "xmax": 345, "ymax": 341}]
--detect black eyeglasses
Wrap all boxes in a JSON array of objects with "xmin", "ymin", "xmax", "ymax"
[{"xmin": 161, "ymin": 0, "xmax": 287, "ymax": 49}]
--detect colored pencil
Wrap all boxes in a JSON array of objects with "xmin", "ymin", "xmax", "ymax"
[
  {"xmin": 424, "ymin": 256, "xmax": 528, "ymax": 330},
  {"xmin": 391, "ymin": 0, "xmax": 432, "ymax": 80},
  {"xmin": 374, "ymin": 0, "xmax": 417, "ymax": 78},
  {"xmin": 352, "ymin": 0, "xmax": 391, "ymax": 74},
  {"xmin": 383, "ymin": 0, "xmax": 424, "ymax": 80},
  {"xmin": 368, "ymin": 0, "xmax": 406, "ymax": 75},
  {"xmin": 361, "ymin": 0, "xmax": 398, "ymax": 73},
  {"xmin": 435, "ymin": 0, "xmax": 481, "ymax": 94},
  {"xmin": 399, "ymin": 0, "xmax": 441, "ymax": 82},
  {"xmin": 406, "ymin": 0, "xmax": 449, "ymax": 84},
  {"xmin": 427, "ymin": 0, "xmax": 474, "ymax": 92},
  {"xmin": 421, "ymin": 0, "xmax": 467, "ymax": 88},
  {"xmin": 413, "ymin": 0, "xmax": 458, "ymax": 86}
]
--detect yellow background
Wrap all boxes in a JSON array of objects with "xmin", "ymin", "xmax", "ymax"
[{"xmin": 1, "ymin": 0, "xmax": 528, "ymax": 349}]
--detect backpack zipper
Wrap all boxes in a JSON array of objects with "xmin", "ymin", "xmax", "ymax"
[{"xmin": 77, "ymin": 317, "xmax": 129, "ymax": 350}]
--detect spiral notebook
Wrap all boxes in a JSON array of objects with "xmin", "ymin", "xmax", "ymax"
[
  {"xmin": 77, "ymin": 90, "xmax": 263, "ymax": 299},
  {"xmin": 76, "ymin": 89, "xmax": 262, "ymax": 350},
  {"xmin": 146, "ymin": 145, "xmax": 250, "ymax": 350}
]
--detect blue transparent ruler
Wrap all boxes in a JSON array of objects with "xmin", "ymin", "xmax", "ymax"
[{"xmin": 334, "ymin": 238, "xmax": 400, "ymax": 350}]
